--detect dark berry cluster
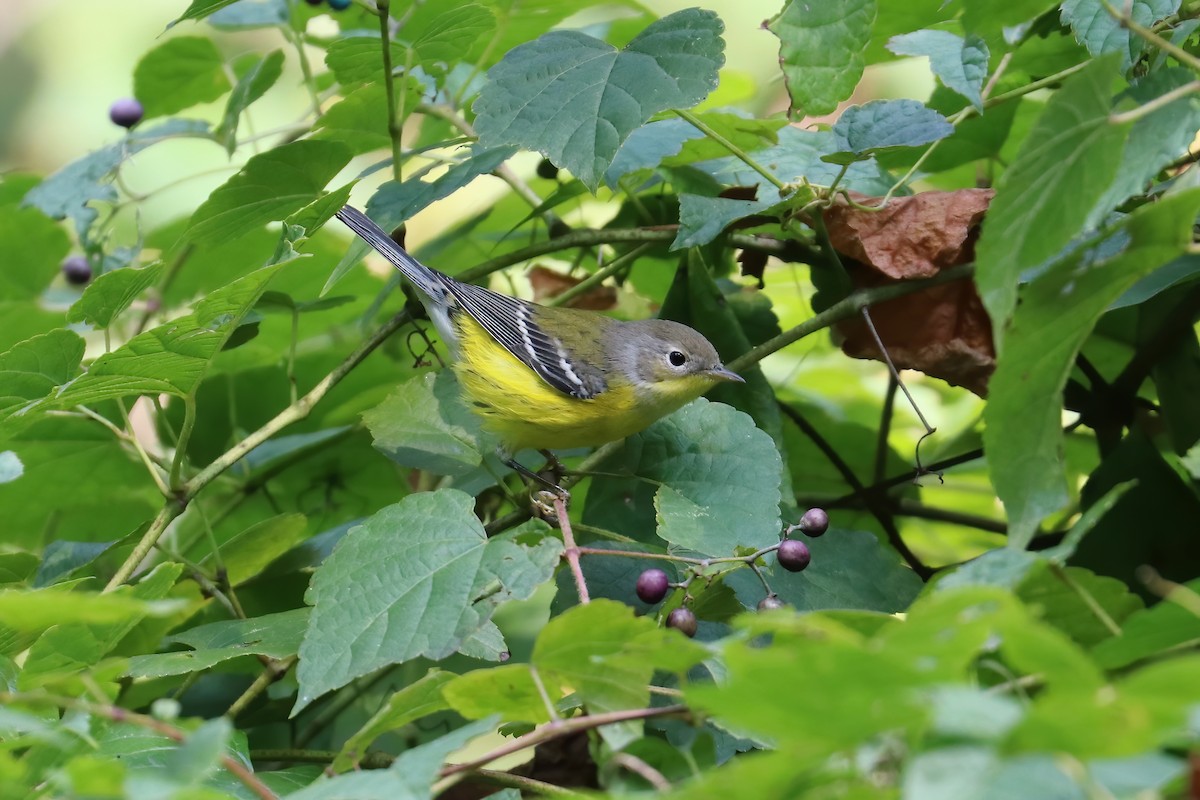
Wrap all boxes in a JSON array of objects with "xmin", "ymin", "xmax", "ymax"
[
  {"xmin": 632, "ymin": 507, "xmax": 832, "ymax": 635},
  {"xmin": 305, "ymin": 0, "xmax": 352, "ymax": 9}
]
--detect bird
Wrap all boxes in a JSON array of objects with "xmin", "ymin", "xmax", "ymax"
[{"xmin": 336, "ymin": 205, "xmax": 743, "ymax": 492}]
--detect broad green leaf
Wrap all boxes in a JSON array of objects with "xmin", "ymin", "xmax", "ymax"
[
  {"xmin": 1091, "ymin": 578, "xmax": 1200, "ymax": 668},
  {"xmin": 11, "ymin": 265, "xmax": 282, "ymax": 424},
  {"xmin": 974, "ymin": 53, "xmax": 1129, "ymax": 344},
  {"xmin": 0, "ymin": 329, "xmax": 85, "ymax": 422},
  {"xmin": 888, "ymin": 30, "xmax": 989, "ymax": 111},
  {"xmin": 532, "ymin": 600, "xmax": 706, "ymax": 746},
  {"xmin": 66, "ymin": 263, "xmax": 164, "ymax": 328},
  {"xmin": 166, "ymin": 718, "xmax": 232, "ymax": 787},
  {"xmin": 474, "ymin": 8, "xmax": 724, "ymax": 190},
  {"xmin": 324, "ymin": 36, "xmax": 407, "ymax": 88},
  {"xmin": 0, "ymin": 205, "xmax": 69, "ymax": 301},
  {"xmin": 133, "ymin": 36, "xmax": 232, "ymax": 119},
  {"xmin": 216, "ymin": 49, "xmax": 285, "ymax": 151},
  {"xmin": 689, "ymin": 611, "xmax": 928, "ymax": 758},
  {"xmin": 185, "ymin": 140, "xmax": 352, "ymax": 245},
  {"xmin": 192, "ymin": 512, "xmax": 308, "ymax": 585},
  {"xmin": 673, "ymin": 194, "xmax": 777, "ymax": 249},
  {"xmin": 127, "ymin": 608, "xmax": 309, "ymax": 678},
  {"xmin": 901, "ymin": 746, "xmax": 1001, "ymax": 800},
  {"xmin": 285, "ymin": 181, "xmax": 357, "ymax": 237},
  {"xmin": 288, "ymin": 717, "xmax": 498, "ymax": 800},
  {"xmin": 925, "ymin": 686, "xmax": 1024, "ymax": 742},
  {"xmin": 294, "ymin": 492, "xmax": 560, "ymax": 713},
  {"xmin": 0, "ymin": 586, "xmax": 183, "ymax": 631},
  {"xmin": 767, "ymin": 0, "xmax": 875, "ymax": 117},
  {"xmin": 334, "ymin": 669, "xmax": 456, "ymax": 772},
  {"xmin": 442, "ymin": 663, "xmax": 547, "ymax": 724},
  {"xmin": 606, "ymin": 113, "xmax": 786, "ymax": 188},
  {"xmin": 1017, "ymin": 565, "xmax": 1142, "ymax": 648},
  {"xmin": 19, "ymin": 563, "xmax": 183, "ymax": 689},
  {"xmin": 825, "ymin": 99, "xmax": 953, "ymax": 164},
  {"xmin": 363, "ymin": 371, "xmax": 485, "ymax": 475},
  {"xmin": 729, "ymin": 529, "xmax": 923, "ymax": 613},
  {"xmin": 407, "ymin": 3, "xmax": 496, "ymax": 68},
  {"xmin": 208, "ymin": 0, "xmax": 289, "ymax": 28},
  {"xmin": 1061, "ymin": 0, "xmax": 1179, "ymax": 71},
  {"xmin": 962, "ymin": 0, "xmax": 1061, "ymax": 38},
  {"xmin": 984, "ymin": 189, "xmax": 1200, "ymax": 546},
  {"xmin": 585, "ymin": 399, "xmax": 782, "ymax": 556},
  {"xmin": 312, "ymin": 80, "xmax": 423, "ymax": 155},
  {"xmin": 1090, "ymin": 68, "xmax": 1200, "ymax": 228}
]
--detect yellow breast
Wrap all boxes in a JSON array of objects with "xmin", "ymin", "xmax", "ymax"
[{"xmin": 451, "ymin": 315, "xmax": 704, "ymax": 453}]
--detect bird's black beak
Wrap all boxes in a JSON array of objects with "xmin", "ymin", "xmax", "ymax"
[{"xmin": 708, "ymin": 366, "xmax": 745, "ymax": 383}]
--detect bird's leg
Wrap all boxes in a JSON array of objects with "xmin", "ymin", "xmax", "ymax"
[
  {"xmin": 538, "ymin": 449, "xmax": 567, "ymax": 486},
  {"xmin": 503, "ymin": 457, "xmax": 570, "ymax": 511}
]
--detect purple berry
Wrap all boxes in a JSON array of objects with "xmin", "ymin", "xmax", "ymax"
[
  {"xmin": 61, "ymin": 256, "xmax": 93, "ymax": 286},
  {"xmin": 665, "ymin": 607, "xmax": 697, "ymax": 638},
  {"xmin": 328, "ymin": 0, "xmax": 351, "ymax": 9},
  {"xmin": 635, "ymin": 568, "xmax": 670, "ymax": 604},
  {"xmin": 799, "ymin": 508, "xmax": 829, "ymax": 537},
  {"xmin": 757, "ymin": 594, "xmax": 785, "ymax": 611},
  {"xmin": 109, "ymin": 98, "xmax": 144, "ymax": 129},
  {"xmin": 777, "ymin": 539, "xmax": 811, "ymax": 572}
]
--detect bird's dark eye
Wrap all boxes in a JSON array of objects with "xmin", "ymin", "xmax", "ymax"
[{"xmin": 668, "ymin": 350, "xmax": 687, "ymax": 367}]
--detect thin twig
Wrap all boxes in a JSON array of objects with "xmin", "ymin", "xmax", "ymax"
[
  {"xmin": 440, "ymin": 705, "xmax": 689, "ymax": 777},
  {"xmin": 555, "ymin": 496, "xmax": 590, "ymax": 604}
]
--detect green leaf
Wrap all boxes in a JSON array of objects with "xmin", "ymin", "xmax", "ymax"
[
  {"xmin": 10, "ymin": 265, "xmax": 282, "ymax": 425},
  {"xmin": 474, "ymin": 8, "xmax": 724, "ymax": 190},
  {"xmin": 1090, "ymin": 68, "xmax": 1200, "ymax": 228},
  {"xmin": 66, "ymin": 263, "xmax": 164, "ymax": 328},
  {"xmin": 172, "ymin": 0, "xmax": 242, "ymax": 25},
  {"xmin": 363, "ymin": 371, "xmax": 485, "ymax": 475},
  {"xmin": 767, "ymin": 0, "xmax": 875, "ymax": 117},
  {"xmin": 19, "ymin": 563, "xmax": 183, "ymax": 688},
  {"xmin": 443, "ymin": 663, "xmax": 547, "ymax": 724},
  {"xmin": 887, "ymin": 30, "xmax": 989, "ymax": 111},
  {"xmin": 1061, "ymin": 0, "xmax": 1179, "ymax": 71},
  {"xmin": 334, "ymin": 669, "xmax": 455, "ymax": 772},
  {"xmin": 673, "ymin": 194, "xmax": 777, "ymax": 249},
  {"xmin": 216, "ymin": 49, "xmax": 285, "ymax": 151},
  {"xmin": 0, "ymin": 205, "xmax": 69, "ymax": 301},
  {"xmin": 407, "ymin": 3, "xmax": 496, "ymax": 68},
  {"xmin": 973, "ymin": 53, "xmax": 1129, "ymax": 344},
  {"xmin": 167, "ymin": 718, "xmax": 232, "ymax": 787},
  {"xmin": 324, "ymin": 36, "xmax": 407, "ymax": 89},
  {"xmin": 127, "ymin": 608, "xmax": 308, "ymax": 678},
  {"xmin": 133, "ymin": 36, "xmax": 232, "ymax": 119},
  {"xmin": 985, "ymin": 189, "xmax": 1200, "ymax": 546},
  {"xmin": 825, "ymin": 99, "xmax": 953, "ymax": 164},
  {"xmin": 312, "ymin": 79, "xmax": 423, "ymax": 155},
  {"xmin": 0, "ymin": 330, "xmax": 85, "ymax": 422},
  {"xmin": 288, "ymin": 718, "xmax": 498, "ymax": 800},
  {"xmin": 0, "ymin": 585, "xmax": 184, "ymax": 631},
  {"xmin": 585, "ymin": 399, "xmax": 782, "ymax": 556},
  {"xmin": 606, "ymin": 113, "xmax": 785, "ymax": 187},
  {"xmin": 185, "ymin": 140, "xmax": 353, "ymax": 245},
  {"xmin": 962, "ymin": 0, "xmax": 1062, "ymax": 38},
  {"xmin": 192, "ymin": 512, "xmax": 308, "ymax": 585},
  {"xmin": 731, "ymin": 529, "xmax": 923, "ymax": 613},
  {"xmin": 532, "ymin": 599, "xmax": 707, "ymax": 746},
  {"xmin": 1091, "ymin": 578, "xmax": 1200, "ymax": 668},
  {"xmin": 294, "ymin": 492, "xmax": 560, "ymax": 713}
]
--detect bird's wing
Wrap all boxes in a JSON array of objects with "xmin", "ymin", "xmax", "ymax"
[{"xmin": 447, "ymin": 281, "xmax": 606, "ymax": 400}]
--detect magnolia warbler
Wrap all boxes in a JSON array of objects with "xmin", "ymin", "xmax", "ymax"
[{"xmin": 337, "ymin": 205, "xmax": 743, "ymax": 486}]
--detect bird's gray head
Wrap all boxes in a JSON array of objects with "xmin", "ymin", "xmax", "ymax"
[{"xmin": 613, "ymin": 319, "xmax": 744, "ymax": 389}]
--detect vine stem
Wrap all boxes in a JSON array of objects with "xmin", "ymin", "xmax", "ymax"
[
  {"xmin": 376, "ymin": 0, "xmax": 404, "ymax": 181},
  {"xmin": 555, "ymin": 495, "xmax": 590, "ymax": 604},
  {"xmin": 439, "ymin": 705, "xmax": 689, "ymax": 778},
  {"xmin": 546, "ymin": 243, "xmax": 653, "ymax": 308},
  {"xmin": 1, "ymin": 692, "xmax": 278, "ymax": 800},
  {"xmin": 1100, "ymin": 0, "xmax": 1200, "ymax": 72},
  {"xmin": 673, "ymin": 107, "xmax": 787, "ymax": 192},
  {"xmin": 103, "ymin": 310, "xmax": 413, "ymax": 591}
]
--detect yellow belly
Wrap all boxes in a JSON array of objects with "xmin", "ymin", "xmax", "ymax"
[{"xmin": 452, "ymin": 315, "xmax": 697, "ymax": 453}]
